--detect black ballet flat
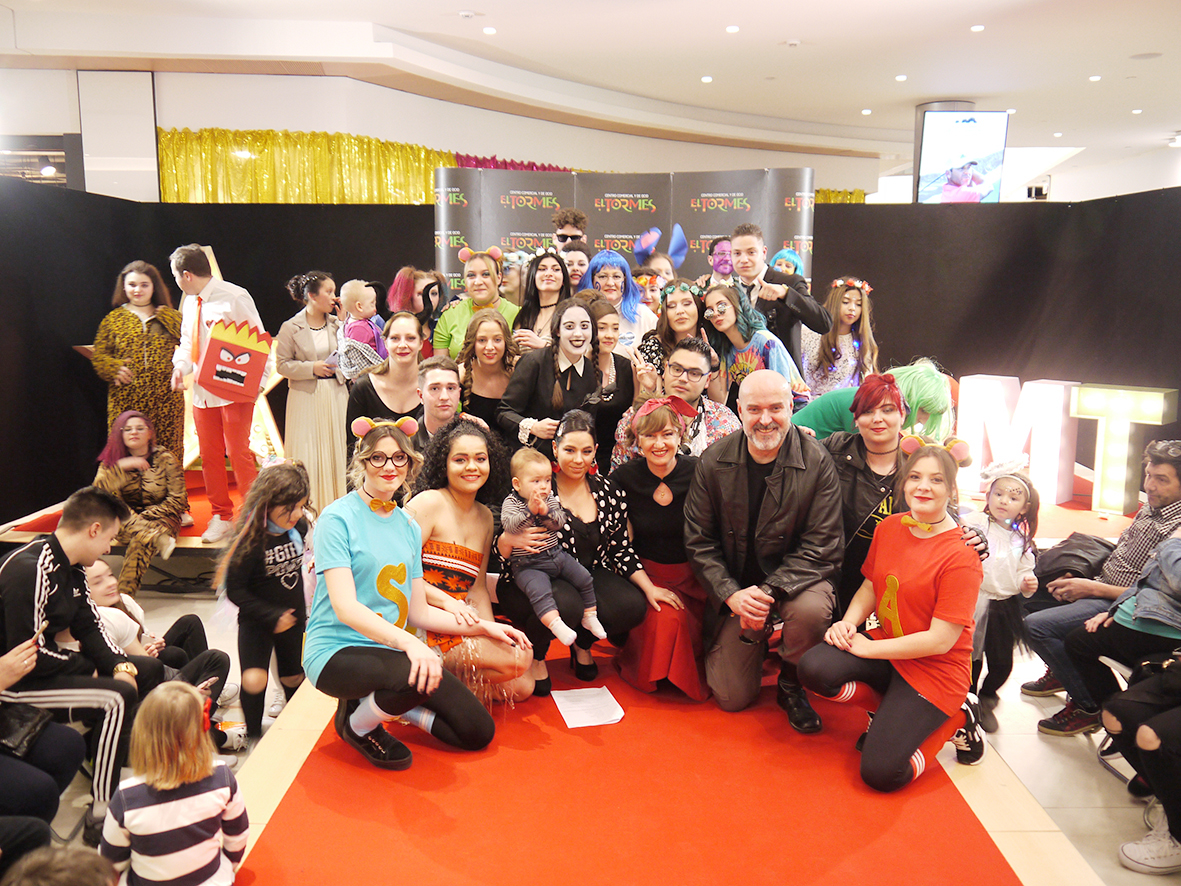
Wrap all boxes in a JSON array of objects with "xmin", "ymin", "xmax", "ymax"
[
  {"xmin": 532, "ymin": 676, "xmax": 552, "ymax": 698},
  {"xmin": 570, "ymin": 646, "xmax": 599, "ymax": 682}
]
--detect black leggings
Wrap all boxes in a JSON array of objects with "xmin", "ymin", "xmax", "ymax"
[
  {"xmin": 1104, "ymin": 669, "xmax": 1181, "ymax": 842},
  {"xmin": 157, "ymin": 613, "xmax": 211, "ymax": 669},
  {"xmin": 972, "ymin": 601, "xmax": 1016, "ymax": 699},
  {"xmin": 498, "ymin": 566, "xmax": 647, "ymax": 656},
  {"xmin": 238, "ymin": 616, "xmax": 305, "ymax": 736},
  {"xmin": 799, "ymin": 642, "xmax": 951, "ymax": 793},
  {"xmin": 314, "ymin": 646, "xmax": 494, "ymax": 751}
]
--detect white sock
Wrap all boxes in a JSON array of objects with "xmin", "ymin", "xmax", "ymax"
[
  {"xmin": 548, "ymin": 617, "xmax": 577, "ymax": 646},
  {"xmin": 348, "ymin": 694, "xmax": 386, "ymax": 735},
  {"xmin": 399, "ymin": 705, "xmax": 436, "ymax": 735},
  {"xmin": 581, "ymin": 611, "xmax": 607, "ymax": 639}
]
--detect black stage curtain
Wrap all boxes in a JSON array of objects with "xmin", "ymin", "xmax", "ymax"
[{"xmin": 2, "ymin": 177, "xmax": 1179, "ymax": 521}]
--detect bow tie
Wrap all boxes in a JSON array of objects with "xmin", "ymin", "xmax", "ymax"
[
  {"xmin": 366, "ymin": 497, "xmax": 398, "ymax": 513},
  {"xmin": 901, "ymin": 514, "xmax": 935, "ymax": 532}
]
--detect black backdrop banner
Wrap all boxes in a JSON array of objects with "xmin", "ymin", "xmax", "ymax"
[
  {"xmin": 434, "ymin": 167, "xmax": 815, "ymax": 288},
  {"xmin": 4, "ymin": 177, "xmax": 1181, "ymax": 523}
]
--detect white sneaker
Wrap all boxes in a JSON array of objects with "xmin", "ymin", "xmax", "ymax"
[
  {"xmin": 1119, "ymin": 826, "xmax": 1181, "ymax": 875},
  {"xmin": 216, "ymin": 721, "xmax": 248, "ymax": 751},
  {"xmin": 214, "ymin": 753, "xmax": 240, "ymax": 771},
  {"xmin": 217, "ymin": 682, "xmax": 240, "ymax": 707},
  {"xmin": 201, "ymin": 516, "xmax": 233, "ymax": 545},
  {"xmin": 157, "ymin": 533, "xmax": 176, "ymax": 560},
  {"xmin": 180, "ymin": 512, "xmax": 195, "ymax": 528}
]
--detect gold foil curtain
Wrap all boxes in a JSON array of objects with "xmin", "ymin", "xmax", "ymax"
[
  {"xmin": 815, "ymin": 189, "xmax": 866, "ymax": 204},
  {"xmin": 158, "ymin": 128, "xmax": 457, "ymax": 204}
]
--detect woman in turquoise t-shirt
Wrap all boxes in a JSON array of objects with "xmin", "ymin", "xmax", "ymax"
[{"xmin": 303, "ymin": 415, "xmax": 530, "ymax": 770}]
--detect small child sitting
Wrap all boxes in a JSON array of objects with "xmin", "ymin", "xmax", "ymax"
[
  {"xmin": 501, "ymin": 448, "xmax": 605, "ymax": 646},
  {"xmin": 337, "ymin": 279, "xmax": 387, "ymax": 380}
]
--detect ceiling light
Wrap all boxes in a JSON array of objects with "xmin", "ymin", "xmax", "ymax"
[
  {"xmin": 861, "ymin": 109, "xmax": 872, "ymax": 116},
  {"xmin": 701, "ymin": 76, "xmax": 713, "ymax": 83},
  {"xmin": 1132, "ymin": 109, "xmax": 1143, "ymax": 114},
  {"xmin": 895, "ymin": 74, "xmax": 907, "ymax": 82},
  {"xmin": 39, "ymin": 157, "xmax": 56, "ymax": 176},
  {"xmin": 1089, "ymin": 75, "xmax": 1101, "ymax": 82},
  {"xmin": 1053, "ymin": 132, "xmax": 1063, "ymax": 138},
  {"xmin": 1006, "ymin": 108, "xmax": 1017, "ymax": 114},
  {"xmin": 1170, "ymin": 134, "xmax": 1181, "ymax": 148},
  {"xmin": 458, "ymin": 10, "xmax": 475, "ymax": 18},
  {"xmin": 970, "ymin": 24, "xmax": 984, "ymax": 32},
  {"xmin": 725, "ymin": 25, "xmax": 739, "ymax": 33},
  {"xmin": 482, "ymin": 26, "xmax": 496, "ymax": 34}
]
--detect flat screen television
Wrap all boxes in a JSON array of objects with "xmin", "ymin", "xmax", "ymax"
[{"xmin": 916, "ymin": 110, "xmax": 1008, "ymax": 204}]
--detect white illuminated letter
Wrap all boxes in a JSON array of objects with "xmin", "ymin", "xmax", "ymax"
[
  {"xmin": 958, "ymin": 376, "xmax": 1079, "ymax": 504},
  {"xmin": 1070, "ymin": 385, "xmax": 1178, "ymax": 514}
]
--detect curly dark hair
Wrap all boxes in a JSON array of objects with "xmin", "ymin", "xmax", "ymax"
[{"xmin": 412, "ymin": 416, "xmax": 510, "ymax": 507}]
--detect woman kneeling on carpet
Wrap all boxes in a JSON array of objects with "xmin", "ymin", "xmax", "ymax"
[
  {"xmin": 302, "ymin": 417, "xmax": 530, "ymax": 769},
  {"xmin": 798, "ymin": 441, "xmax": 987, "ymax": 792},
  {"xmin": 406, "ymin": 417, "xmax": 535, "ymax": 702}
]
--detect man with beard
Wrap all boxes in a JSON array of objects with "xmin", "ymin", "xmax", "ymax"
[{"xmin": 684, "ymin": 370, "xmax": 842, "ymax": 731}]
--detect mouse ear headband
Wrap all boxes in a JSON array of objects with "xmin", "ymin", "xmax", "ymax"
[
  {"xmin": 350, "ymin": 415, "xmax": 419, "ymax": 439},
  {"xmin": 980, "ymin": 455, "xmax": 1032, "ymax": 496},
  {"xmin": 900, "ymin": 434, "xmax": 972, "ymax": 466},
  {"xmin": 458, "ymin": 246, "xmax": 504, "ymax": 263}
]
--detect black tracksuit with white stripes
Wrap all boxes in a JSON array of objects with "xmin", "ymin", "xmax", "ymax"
[{"xmin": 0, "ymin": 534, "xmax": 137, "ymax": 807}]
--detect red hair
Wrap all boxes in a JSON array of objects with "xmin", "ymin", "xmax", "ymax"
[{"xmin": 850, "ymin": 373, "xmax": 905, "ymax": 419}]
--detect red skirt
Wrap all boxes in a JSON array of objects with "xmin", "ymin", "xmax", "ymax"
[{"xmin": 616, "ymin": 559, "xmax": 710, "ymax": 702}]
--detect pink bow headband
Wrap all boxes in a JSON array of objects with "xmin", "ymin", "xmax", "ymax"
[{"xmin": 631, "ymin": 396, "xmax": 697, "ymax": 430}]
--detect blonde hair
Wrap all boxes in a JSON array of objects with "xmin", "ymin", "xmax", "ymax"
[
  {"xmin": 346, "ymin": 422, "xmax": 422, "ymax": 504},
  {"xmin": 339, "ymin": 279, "xmax": 373, "ymax": 314},
  {"xmin": 511, "ymin": 446, "xmax": 551, "ymax": 478},
  {"xmin": 129, "ymin": 683, "xmax": 214, "ymax": 790}
]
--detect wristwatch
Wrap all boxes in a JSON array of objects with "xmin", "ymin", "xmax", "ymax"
[{"xmin": 113, "ymin": 662, "xmax": 138, "ymax": 677}]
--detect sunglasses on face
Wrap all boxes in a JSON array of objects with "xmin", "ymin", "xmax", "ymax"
[{"xmin": 555, "ymin": 233, "xmax": 583, "ymax": 243}]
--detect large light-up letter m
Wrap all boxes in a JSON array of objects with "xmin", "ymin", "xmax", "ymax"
[{"xmin": 957, "ymin": 376, "xmax": 1079, "ymax": 504}]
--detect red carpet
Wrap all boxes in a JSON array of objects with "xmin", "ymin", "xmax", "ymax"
[{"xmin": 239, "ymin": 654, "xmax": 1022, "ymax": 886}]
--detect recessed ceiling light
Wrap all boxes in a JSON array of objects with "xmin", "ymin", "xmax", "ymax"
[
  {"xmin": 1006, "ymin": 108, "xmax": 1017, "ymax": 114},
  {"xmin": 970, "ymin": 24, "xmax": 984, "ymax": 32},
  {"xmin": 458, "ymin": 10, "xmax": 475, "ymax": 18},
  {"xmin": 861, "ymin": 109, "xmax": 872, "ymax": 116},
  {"xmin": 483, "ymin": 26, "xmax": 496, "ymax": 34},
  {"xmin": 1170, "ymin": 135, "xmax": 1181, "ymax": 148},
  {"xmin": 895, "ymin": 74, "xmax": 907, "ymax": 82},
  {"xmin": 725, "ymin": 25, "xmax": 739, "ymax": 33},
  {"xmin": 1132, "ymin": 109, "xmax": 1143, "ymax": 114},
  {"xmin": 1089, "ymin": 75, "xmax": 1101, "ymax": 82},
  {"xmin": 1053, "ymin": 132, "xmax": 1063, "ymax": 138},
  {"xmin": 701, "ymin": 76, "xmax": 713, "ymax": 83}
]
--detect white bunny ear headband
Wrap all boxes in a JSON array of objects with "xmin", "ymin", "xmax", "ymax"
[{"xmin": 980, "ymin": 454, "xmax": 1032, "ymax": 495}]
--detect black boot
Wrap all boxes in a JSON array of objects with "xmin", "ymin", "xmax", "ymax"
[{"xmin": 776, "ymin": 663, "xmax": 821, "ymax": 734}]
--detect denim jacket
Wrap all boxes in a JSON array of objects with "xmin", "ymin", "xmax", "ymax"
[{"xmin": 1109, "ymin": 537, "xmax": 1181, "ymax": 632}]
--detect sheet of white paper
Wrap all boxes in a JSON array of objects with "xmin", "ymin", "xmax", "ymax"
[{"xmin": 550, "ymin": 687, "xmax": 625, "ymax": 728}]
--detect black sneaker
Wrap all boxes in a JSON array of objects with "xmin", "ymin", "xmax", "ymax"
[
  {"xmin": 333, "ymin": 698, "xmax": 357, "ymax": 741},
  {"xmin": 81, "ymin": 806, "xmax": 104, "ymax": 847},
  {"xmin": 341, "ymin": 716, "xmax": 413, "ymax": 770},
  {"xmin": 1020, "ymin": 668, "xmax": 1064, "ymax": 697},
  {"xmin": 1128, "ymin": 774, "xmax": 1155, "ymax": 800},
  {"xmin": 978, "ymin": 695, "xmax": 999, "ymax": 734},
  {"xmin": 952, "ymin": 693, "xmax": 987, "ymax": 765}
]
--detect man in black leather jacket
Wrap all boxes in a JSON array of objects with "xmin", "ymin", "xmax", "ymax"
[{"xmin": 684, "ymin": 370, "xmax": 843, "ymax": 732}]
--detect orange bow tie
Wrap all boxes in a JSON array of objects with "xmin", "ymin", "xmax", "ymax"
[
  {"xmin": 901, "ymin": 514, "xmax": 934, "ymax": 532},
  {"xmin": 366, "ymin": 497, "xmax": 398, "ymax": 513}
]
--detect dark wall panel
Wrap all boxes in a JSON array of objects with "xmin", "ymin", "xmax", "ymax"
[{"xmin": 0, "ymin": 177, "xmax": 433, "ymax": 522}]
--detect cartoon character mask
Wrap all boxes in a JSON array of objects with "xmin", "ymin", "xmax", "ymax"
[{"xmin": 197, "ymin": 320, "xmax": 272, "ymax": 402}]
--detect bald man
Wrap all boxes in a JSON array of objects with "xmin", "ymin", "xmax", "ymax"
[{"xmin": 684, "ymin": 370, "xmax": 843, "ymax": 731}]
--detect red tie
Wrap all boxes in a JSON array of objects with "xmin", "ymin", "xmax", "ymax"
[{"xmin": 190, "ymin": 295, "xmax": 203, "ymax": 364}]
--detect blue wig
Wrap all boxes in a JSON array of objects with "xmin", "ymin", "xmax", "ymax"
[
  {"xmin": 770, "ymin": 248, "xmax": 804, "ymax": 276},
  {"xmin": 703, "ymin": 285, "xmax": 767, "ymax": 362},
  {"xmin": 584, "ymin": 250, "xmax": 643, "ymax": 324}
]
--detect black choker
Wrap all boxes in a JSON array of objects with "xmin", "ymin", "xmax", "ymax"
[{"xmin": 865, "ymin": 446, "xmax": 899, "ymax": 455}]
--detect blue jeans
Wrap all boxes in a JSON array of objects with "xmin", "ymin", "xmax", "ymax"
[{"xmin": 1025, "ymin": 597, "xmax": 1109, "ymax": 708}]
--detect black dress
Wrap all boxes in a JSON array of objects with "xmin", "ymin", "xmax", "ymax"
[
  {"xmin": 594, "ymin": 352, "xmax": 635, "ymax": 475},
  {"xmin": 497, "ymin": 346, "xmax": 599, "ymax": 460}
]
